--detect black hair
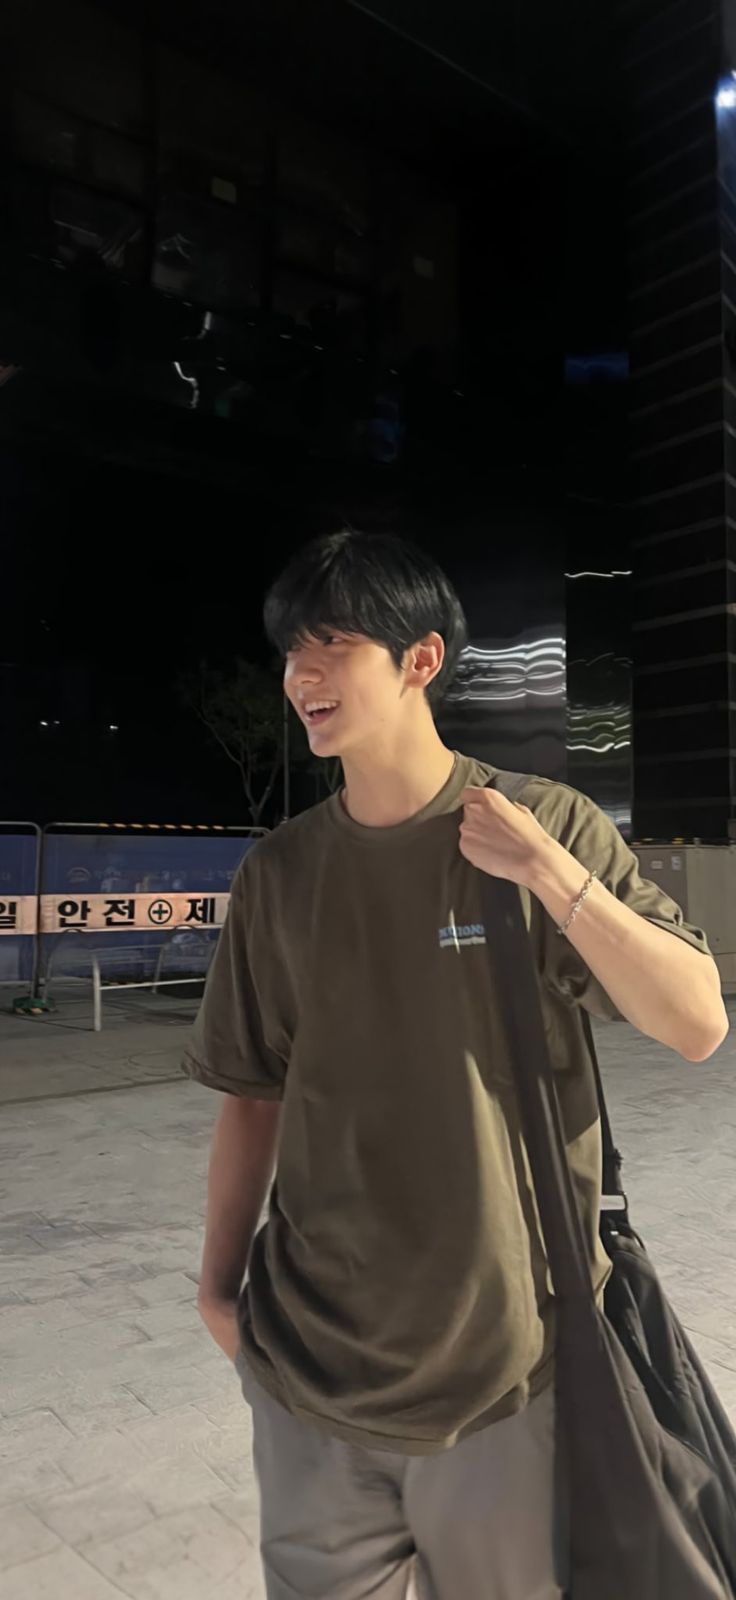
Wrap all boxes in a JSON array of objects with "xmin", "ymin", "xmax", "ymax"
[{"xmin": 264, "ymin": 529, "xmax": 468, "ymax": 708}]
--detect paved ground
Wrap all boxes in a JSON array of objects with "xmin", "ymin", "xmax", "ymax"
[
  {"xmin": 0, "ymin": 995, "xmax": 735, "ymax": 1599},
  {"xmin": 0, "ymin": 987, "xmax": 202, "ymax": 1105}
]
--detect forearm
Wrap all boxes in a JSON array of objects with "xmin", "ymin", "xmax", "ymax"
[
  {"xmin": 199, "ymin": 1093, "xmax": 281, "ymax": 1305},
  {"xmin": 528, "ymin": 840, "xmax": 728, "ymax": 1061}
]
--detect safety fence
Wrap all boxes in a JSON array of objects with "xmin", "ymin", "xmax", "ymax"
[
  {"xmin": 0, "ymin": 821, "xmax": 266, "ymax": 1028},
  {"xmin": 0, "ymin": 823, "xmax": 42, "ymax": 990}
]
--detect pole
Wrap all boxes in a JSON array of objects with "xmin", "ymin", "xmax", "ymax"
[
  {"xmin": 92, "ymin": 955, "xmax": 102, "ymax": 1033},
  {"xmin": 31, "ymin": 824, "xmax": 44, "ymax": 998}
]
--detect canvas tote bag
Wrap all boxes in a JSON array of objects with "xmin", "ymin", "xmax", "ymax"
[{"xmin": 478, "ymin": 771, "xmax": 736, "ymax": 1599}]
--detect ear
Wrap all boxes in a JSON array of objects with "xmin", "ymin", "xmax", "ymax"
[{"xmin": 404, "ymin": 632, "xmax": 446, "ymax": 692}]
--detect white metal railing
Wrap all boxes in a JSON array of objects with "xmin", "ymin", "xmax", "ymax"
[{"xmin": 43, "ymin": 928, "xmax": 215, "ymax": 1032}]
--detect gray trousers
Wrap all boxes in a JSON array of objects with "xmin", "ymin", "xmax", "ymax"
[{"xmin": 239, "ymin": 1361, "xmax": 568, "ymax": 1600}]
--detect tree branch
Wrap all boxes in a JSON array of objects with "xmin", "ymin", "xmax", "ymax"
[
  {"xmin": 181, "ymin": 661, "xmax": 284, "ymax": 827},
  {"xmin": 193, "ymin": 702, "xmax": 241, "ymax": 770}
]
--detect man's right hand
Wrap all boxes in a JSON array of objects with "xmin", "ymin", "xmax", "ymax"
[
  {"xmin": 196, "ymin": 1095, "xmax": 281, "ymax": 1366},
  {"xmin": 198, "ymin": 1292, "xmax": 241, "ymax": 1363}
]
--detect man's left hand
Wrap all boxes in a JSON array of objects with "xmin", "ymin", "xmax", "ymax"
[
  {"xmin": 459, "ymin": 787, "xmax": 556, "ymax": 888},
  {"xmin": 460, "ymin": 790, "xmax": 728, "ymax": 1062}
]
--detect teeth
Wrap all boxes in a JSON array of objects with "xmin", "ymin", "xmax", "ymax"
[{"xmin": 305, "ymin": 701, "xmax": 338, "ymax": 715}]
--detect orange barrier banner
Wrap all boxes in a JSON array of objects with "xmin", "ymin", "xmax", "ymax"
[
  {"xmin": 39, "ymin": 891, "xmax": 231, "ymax": 933},
  {"xmin": 0, "ymin": 895, "xmax": 39, "ymax": 936}
]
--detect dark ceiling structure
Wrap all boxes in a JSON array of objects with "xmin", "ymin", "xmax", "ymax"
[{"xmin": 87, "ymin": 0, "xmax": 621, "ymax": 173}]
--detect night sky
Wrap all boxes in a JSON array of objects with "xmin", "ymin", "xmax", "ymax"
[{"xmin": 1, "ymin": 0, "xmax": 624, "ymax": 827}]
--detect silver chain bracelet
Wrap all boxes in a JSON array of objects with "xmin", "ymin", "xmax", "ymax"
[{"xmin": 557, "ymin": 870, "xmax": 598, "ymax": 937}]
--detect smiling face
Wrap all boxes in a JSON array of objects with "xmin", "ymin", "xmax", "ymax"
[{"xmin": 284, "ymin": 631, "xmax": 444, "ymax": 762}]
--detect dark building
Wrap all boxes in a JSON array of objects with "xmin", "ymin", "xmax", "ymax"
[
  {"xmin": 624, "ymin": 0, "xmax": 736, "ymax": 844},
  {"xmin": 0, "ymin": 0, "xmax": 730, "ymax": 847}
]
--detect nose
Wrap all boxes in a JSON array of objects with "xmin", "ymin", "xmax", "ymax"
[{"xmin": 285, "ymin": 645, "xmax": 324, "ymax": 691}]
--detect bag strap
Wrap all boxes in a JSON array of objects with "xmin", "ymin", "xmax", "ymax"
[
  {"xmin": 581, "ymin": 1011, "xmax": 626, "ymax": 1209},
  {"xmin": 478, "ymin": 867, "xmax": 596, "ymax": 1301},
  {"xmin": 488, "ymin": 770, "xmax": 626, "ymax": 1207}
]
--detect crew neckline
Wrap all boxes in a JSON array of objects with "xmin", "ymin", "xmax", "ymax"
[{"xmin": 326, "ymin": 752, "xmax": 495, "ymax": 844}]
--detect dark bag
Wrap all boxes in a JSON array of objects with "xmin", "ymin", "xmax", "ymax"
[{"xmin": 479, "ymin": 770, "xmax": 736, "ymax": 1600}]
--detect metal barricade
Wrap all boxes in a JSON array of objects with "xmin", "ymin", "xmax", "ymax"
[
  {"xmin": 0, "ymin": 822, "xmax": 41, "ymax": 993},
  {"xmin": 35, "ymin": 821, "xmax": 266, "ymax": 1027}
]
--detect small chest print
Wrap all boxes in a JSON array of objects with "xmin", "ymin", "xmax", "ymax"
[{"xmin": 438, "ymin": 921, "xmax": 486, "ymax": 950}]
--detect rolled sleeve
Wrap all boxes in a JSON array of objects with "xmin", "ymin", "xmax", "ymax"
[{"xmin": 182, "ymin": 858, "xmax": 287, "ymax": 1099}]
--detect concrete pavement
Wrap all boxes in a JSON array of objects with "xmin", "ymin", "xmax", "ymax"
[
  {"xmin": 0, "ymin": 995, "xmax": 263, "ymax": 1599},
  {"xmin": 0, "ymin": 996, "xmax": 735, "ymax": 1598}
]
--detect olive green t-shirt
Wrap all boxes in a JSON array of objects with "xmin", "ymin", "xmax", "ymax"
[{"xmin": 184, "ymin": 754, "xmax": 709, "ymax": 1454}]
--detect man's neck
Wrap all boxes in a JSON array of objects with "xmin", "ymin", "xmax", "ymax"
[{"xmin": 341, "ymin": 728, "xmax": 456, "ymax": 828}]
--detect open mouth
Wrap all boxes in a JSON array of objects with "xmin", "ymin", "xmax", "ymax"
[{"xmin": 304, "ymin": 700, "xmax": 340, "ymax": 729}]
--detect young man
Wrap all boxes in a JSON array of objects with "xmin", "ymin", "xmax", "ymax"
[{"xmin": 185, "ymin": 530, "xmax": 728, "ymax": 1600}]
